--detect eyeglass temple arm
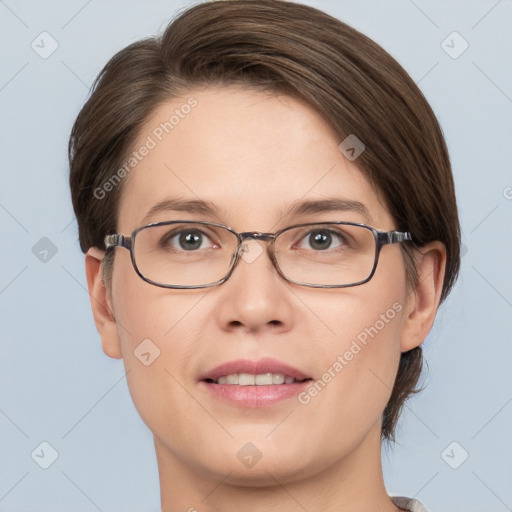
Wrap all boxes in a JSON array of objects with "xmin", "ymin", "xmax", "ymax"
[
  {"xmin": 104, "ymin": 234, "xmax": 132, "ymax": 250},
  {"xmin": 377, "ymin": 230, "xmax": 412, "ymax": 246}
]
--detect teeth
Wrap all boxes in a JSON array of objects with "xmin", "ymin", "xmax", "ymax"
[
  {"xmin": 272, "ymin": 374, "xmax": 285, "ymax": 385},
  {"xmin": 239, "ymin": 373, "xmax": 255, "ymax": 385},
  {"xmin": 213, "ymin": 372, "xmax": 300, "ymax": 385},
  {"xmin": 256, "ymin": 373, "xmax": 274, "ymax": 385},
  {"xmin": 226, "ymin": 374, "xmax": 239, "ymax": 385}
]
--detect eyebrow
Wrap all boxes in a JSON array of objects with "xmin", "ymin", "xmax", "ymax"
[
  {"xmin": 140, "ymin": 197, "xmax": 371, "ymax": 225},
  {"xmin": 285, "ymin": 198, "xmax": 371, "ymax": 223},
  {"xmin": 141, "ymin": 198, "xmax": 223, "ymax": 224}
]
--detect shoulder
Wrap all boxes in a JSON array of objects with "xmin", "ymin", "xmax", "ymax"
[{"xmin": 390, "ymin": 495, "xmax": 431, "ymax": 512}]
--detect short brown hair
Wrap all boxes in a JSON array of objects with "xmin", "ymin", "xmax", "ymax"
[{"xmin": 68, "ymin": 0, "xmax": 460, "ymax": 443}]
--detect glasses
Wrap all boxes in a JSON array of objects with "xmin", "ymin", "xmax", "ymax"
[{"xmin": 104, "ymin": 220, "xmax": 412, "ymax": 289}]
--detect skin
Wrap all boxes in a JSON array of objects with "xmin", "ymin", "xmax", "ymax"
[{"xmin": 85, "ymin": 86, "xmax": 446, "ymax": 512}]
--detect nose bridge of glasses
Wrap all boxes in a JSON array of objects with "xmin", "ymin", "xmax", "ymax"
[
  {"xmin": 238, "ymin": 232, "xmax": 274, "ymax": 255},
  {"xmin": 239, "ymin": 232, "xmax": 275, "ymax": 243},
  {"xmin": 234, "ymin": 232, "xmax": 276, "ymax": 265}
]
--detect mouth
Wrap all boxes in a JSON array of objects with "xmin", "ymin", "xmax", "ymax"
[
  {"xmin": 198, "ymin": 358, "xmax": 314, "ymax": 407},
  {"xmin": 203, "ymin": 373, "xmax": 313, "ymax": 385}
]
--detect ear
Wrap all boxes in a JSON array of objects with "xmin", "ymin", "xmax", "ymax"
[
  {"xmin": 85, "ymin": 247, "xmax": 123, "ymax": 359},
  {"xmin": 400, "ymin": 241, "xmax": 447, "ymax": 352}
]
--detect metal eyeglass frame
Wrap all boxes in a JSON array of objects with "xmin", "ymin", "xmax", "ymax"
[{"xmin": 104, "ymin": 220, "xmax": 412, "ymax": 289}]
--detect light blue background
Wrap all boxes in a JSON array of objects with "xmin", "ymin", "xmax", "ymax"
[{"xmin": 1, "ymin": 1, "xmax": 511, "ymax": 511}]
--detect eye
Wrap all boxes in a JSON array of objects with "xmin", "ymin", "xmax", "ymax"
[
  {"xmin": 296, "ymin": 229, "xmax": 348, "ymax": 251},
  {"xmin": 163, "ymin": 229, "xmax": 218, "ymax": 251}
]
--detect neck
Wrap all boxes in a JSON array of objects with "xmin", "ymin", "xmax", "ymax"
[{"xmin": 156, "ymin": 420, "xmax": 401, "ymax": 512}]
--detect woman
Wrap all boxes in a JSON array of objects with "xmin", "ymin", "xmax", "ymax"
[{"xmin": 69, "ymin": 1, "xmax": 460, "ymax": 510}]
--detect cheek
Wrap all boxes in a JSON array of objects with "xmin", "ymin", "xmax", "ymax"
[
  {"xmin": 109, "ymin": 256, "xmax": 206, "ymax": 428},
  {"xmin": 111, "ymin": 251, "xmax": 206, "ymax": 342},
  {"xmin": 298, "ymin": 254, "xmax": 408, "ymax": 436},
  {"xmin": 306, "ymin": 289, "xmax": 405, "ymax": 407}
]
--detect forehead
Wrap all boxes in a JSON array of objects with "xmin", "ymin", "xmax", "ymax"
[{"xmin": 117, "ymin": 86, "xmax": 391, "ymax": 232}]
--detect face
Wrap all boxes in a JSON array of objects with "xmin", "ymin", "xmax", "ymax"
[{"xmin": 102, "ymin": 86, "xmax": 411, "ymax": 484}]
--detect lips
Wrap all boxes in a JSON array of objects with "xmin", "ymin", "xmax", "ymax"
[{"xmin": 198, "ymin": 357, "xmax": 312, "ymax": 383}]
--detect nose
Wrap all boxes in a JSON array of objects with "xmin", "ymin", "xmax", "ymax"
[{"xmin": 214, "ymin": 238, "xmax": 294, "ymax": 335}]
